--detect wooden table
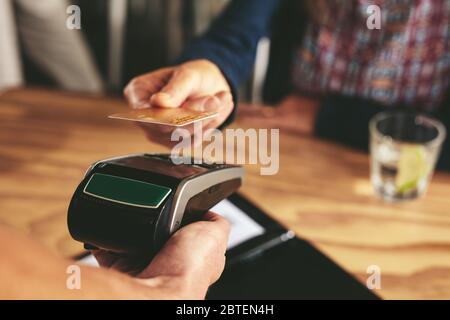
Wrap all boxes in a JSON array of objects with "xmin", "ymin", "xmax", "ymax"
[{"xmin": 1, "ymin": 88, "xmax": 450, "ymax": 299}]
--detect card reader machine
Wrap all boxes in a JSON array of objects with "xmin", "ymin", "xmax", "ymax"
[{"xmin": 68, "ymin": 154, "xmax": 244, "ymax": 257}]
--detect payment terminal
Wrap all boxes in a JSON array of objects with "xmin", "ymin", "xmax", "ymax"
[{"xmin": 68, "ymin": 153, "xmax": 244, "ymax": 257}]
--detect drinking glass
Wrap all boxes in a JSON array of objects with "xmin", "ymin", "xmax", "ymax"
[{"xmin": 369, "ymin": 112, "xmax": 446, "ymax": 201}]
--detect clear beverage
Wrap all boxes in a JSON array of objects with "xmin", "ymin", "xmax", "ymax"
[{"xmin": 369, "ymin": 112, "xmax": 446, "ymax": 202}]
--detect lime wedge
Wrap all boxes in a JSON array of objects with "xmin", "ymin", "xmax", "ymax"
[{"xmin": 395, "ymin": 145, "xmax": 430, "ymax": 193}]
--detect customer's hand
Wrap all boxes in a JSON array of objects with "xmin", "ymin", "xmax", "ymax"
[
  {"xmin": 93, "ymin": 212, "xmax": 230, "ymax": 299},
  {"xmin": 124, "ymin": 60, "xmax": 234, "ymax": 147}
]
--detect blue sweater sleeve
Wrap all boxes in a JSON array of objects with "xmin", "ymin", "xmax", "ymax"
[{"xmin": 176, "ymin": 0, "xmax": 282, "ymax": 126}]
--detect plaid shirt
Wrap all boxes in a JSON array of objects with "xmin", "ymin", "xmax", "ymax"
[{"xmin": 293, "ymin": 0, "xmax": 450, "ymax": 110}]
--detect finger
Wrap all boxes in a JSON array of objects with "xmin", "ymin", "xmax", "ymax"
[
  {"xmin": 181, "ymin": 96, "xmax": 220, "ymax": 113},
  {"xmin": 151, "ymin": 68, "xmax": 199, "ymax": 108},
  {"xmin": 202, "ymin": 91, "xmax": 234, "ymax": 129},
  {"xmin": 180, "ymin": 96, "xmax": 221, "ymax": 148},
  {"xmin": 215, "ymin": 91, "xmax": 233, "ymax": 105},
  {"xmin": 93, "ymin": 250, "xmax": 148, "ymax": 275},
  {"xmin": 200, "ymin": 212, "xmax": 231, "ymax": 249},
  {"xmin": 137, "ymin": 92, "xmax": 231, "ymax": 148},
  {"xmin": 182, "ymin": 93, "xmax": 231, "ymax": 148},
  {"xmin": 124, "ymin": 68, "xmax": 172, "ymax": 109},
  {"xmin": 182, "ymin": 91, "xmax": 232, "ymax": 113},
  {"xmin": 124, "ymin": 83, "xmax": 152, "ymax": 109},
  {"xmin": 203, "ymin": 211, "xmax": 231, "ymax": 233}
]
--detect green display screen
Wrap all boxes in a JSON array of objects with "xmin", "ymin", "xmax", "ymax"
[{"xmin": 84, "ymin": 173, "xmax": 171, "ymax": 208}]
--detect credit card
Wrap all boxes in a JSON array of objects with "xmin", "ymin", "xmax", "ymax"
[{"xmin": 109, "ymin": 108, "xmax": 218, "ymax": 127}]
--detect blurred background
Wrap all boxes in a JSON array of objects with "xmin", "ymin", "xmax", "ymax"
[
  {"xmin": 1, "ymin": 0, "xmax": 271, "ymax": 100},
  {"xmin": 69, "ymin": 0, "xmax": 231, "ymax": 91}
]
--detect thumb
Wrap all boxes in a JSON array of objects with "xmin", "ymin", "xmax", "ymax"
[{"xmin": 151, "ymin": 68, "xmax": 199, "ymax": 108}]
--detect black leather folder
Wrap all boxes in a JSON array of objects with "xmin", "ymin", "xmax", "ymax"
[{"xmin": 207, "ymin": 194, "xmax": 379, "ymax": 300}]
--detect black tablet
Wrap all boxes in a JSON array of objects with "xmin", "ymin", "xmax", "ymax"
[{"xmin": 207, "ymin": 193, "xmax": 380, "ymax": 300}]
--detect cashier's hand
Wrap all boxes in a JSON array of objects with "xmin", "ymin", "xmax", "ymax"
[
  {"xmin": 123, "ymin": 59, "xmax": 234, "ymax": 147},
  {"xmin": 93, "ymin": 212, "xmax": 230, "ymax": 299}
]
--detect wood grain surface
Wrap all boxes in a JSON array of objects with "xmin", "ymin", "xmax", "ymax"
[{"xmin": 1, "ymin": 88, "xmax": 450, "ymax": 299}]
